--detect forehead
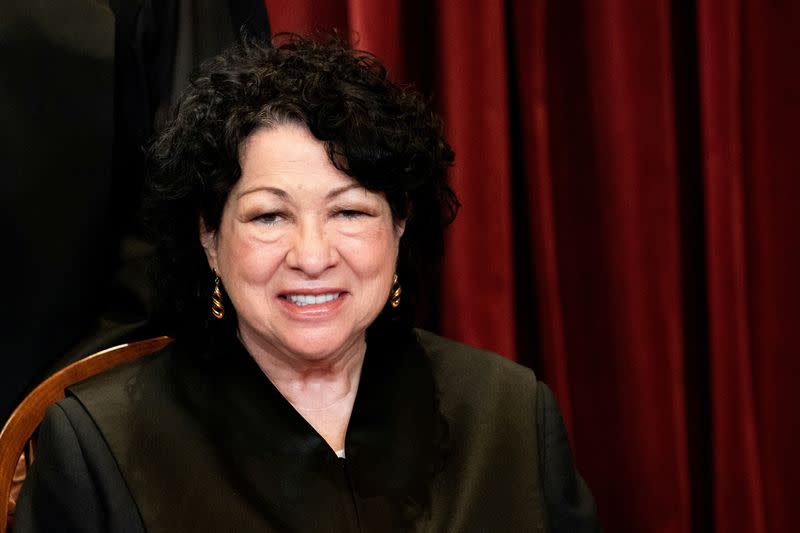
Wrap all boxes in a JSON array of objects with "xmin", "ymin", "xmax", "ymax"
[{"xmin": 237, "ymin": 124, "xmax": 357, "ymax": 194}]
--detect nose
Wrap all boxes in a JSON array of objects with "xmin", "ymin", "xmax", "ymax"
[{"xmin": 285, "ymin": 218, "xmax": 338, "ymax": 277}]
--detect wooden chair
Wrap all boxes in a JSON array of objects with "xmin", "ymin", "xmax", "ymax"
[{"xmin": 0, "ymin": 336, "xmax": 172, "ymax": 532}]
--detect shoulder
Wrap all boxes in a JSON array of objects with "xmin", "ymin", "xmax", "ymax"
[
  {"xmin": 411, "ymin": 329, "xmax": 539, "ymax": 441},
  {"xmin": 66, "ymin": 345, "xmax": 175, "ymax": 422},
  {"xmin": 412, "ymin": 330, "xmax": 602, "ymax": 532},
  {"xmin": 70, "ymin": 344, "xmax": 173, "ymax": 396},
  {"xmin": 64, "ymin": 345, "xmax": 187, "ymax": 474},
  {"xmin": 412, "ymin": 328, "xmax": 537, "ymax": 396},
  {"xmin": 413, "ymin": 329, "xmax": 536, "ymax": 379},
  {"xmin": 14, "ymin": 398, "xmax": 144, "ymax": 532}
]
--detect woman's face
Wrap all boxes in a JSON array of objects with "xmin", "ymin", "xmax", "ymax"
[{"xmin": 200, "ymin": 124, "xmax": 404, "ymax": 365}]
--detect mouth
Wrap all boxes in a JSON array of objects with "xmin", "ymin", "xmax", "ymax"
[{"xmin": 279, "ymin": 292, "xmax": 343, "ymax": 307}]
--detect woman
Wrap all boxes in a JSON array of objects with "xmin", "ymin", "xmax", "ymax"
[{"xmin": 16, "ymin": 35, "xmax": 600, "ymax": 532}]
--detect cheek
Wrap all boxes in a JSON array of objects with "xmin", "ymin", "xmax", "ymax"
[
  {"xmin": 341, "ymin": 228, "xmax": 398, "ymax": 275},
  {"xmin": 219, "ymin": 232, "xmax": 284, "ymax": 284}
]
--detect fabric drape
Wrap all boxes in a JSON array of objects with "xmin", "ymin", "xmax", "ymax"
[
  {"xmin": 698, "ymin": 2, "xmax": 800, "ymax": 532},
  {"xmin": 265, "ymin": 2, "xmax": 799, "ymax": 532}
]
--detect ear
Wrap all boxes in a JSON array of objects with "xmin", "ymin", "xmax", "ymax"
[
  {"xmin": 198, "ymin": 217, "xmax": 219, "ymax": 272},
  {"xmin": 395, "ymin": 218, "xmax": 407, "ymax": 240}
]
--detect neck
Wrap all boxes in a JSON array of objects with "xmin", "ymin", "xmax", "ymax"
[{"xmin": 239, "ymin": 330, "xmax": 367, "ymax": 452}]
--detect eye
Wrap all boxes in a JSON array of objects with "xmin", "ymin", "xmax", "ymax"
[
  {"xmin": 254, "ymin": 212, "xmax": 285, "ymax": 225},
  {"xmin": 335, "ymin": 209, "xmax": 368, "ymax": 220}
]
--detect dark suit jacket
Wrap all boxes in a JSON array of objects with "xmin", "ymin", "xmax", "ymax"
[{"xmin": 16, "ymin": 330, "xmax": 600, "ymax": 532}]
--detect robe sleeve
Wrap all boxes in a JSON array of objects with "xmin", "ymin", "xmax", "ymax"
[
  {"xmin": 14, "ymin": 398, "xmax": 144, "ymax": 533},
  {"xmin": 537, "ymin": 383, "xmax": 604, "ymax": 533}
]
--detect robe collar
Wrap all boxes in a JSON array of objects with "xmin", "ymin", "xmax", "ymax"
[{"xmin": 172, "ymin": 328, "xmax": 446, "ymax": 525}]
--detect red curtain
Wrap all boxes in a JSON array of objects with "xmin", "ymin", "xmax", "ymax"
[
  {"xmin": 265, "ymin": 1, "xmax": 800, "ymax": 532},
  {"xmin": 699, "ymin": 2, "xmax": 800, "ymax": 532}
]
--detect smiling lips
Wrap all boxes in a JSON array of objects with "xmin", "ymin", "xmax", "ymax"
[
  {"xmin": 277, "ymin": 291, "xmax": 346, "ymax": 318},
  {"xmin": 284, "ymin": 292, "xmax": 342, "ymax": 306}
]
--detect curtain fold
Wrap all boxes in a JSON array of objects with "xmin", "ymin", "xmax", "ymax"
[
  {"xmin": 510, "ymin": 0, "xmax": 574, "ymax": 435},
  {"xmin": 264, "ymin": 2, "xmax": 800, "ymax": 531},
  {"xmin": 697, "ymin": 3, "xmax": 767, "ymax": 532},
  {"xmin": 435, "ymin": 0, "xmax": 516, "ymax": 359},
  {"xmin": 538, "ymin": 2, "xmax": 691, "ymax": 531},
  {"xmin": 698, "ymin": 1, "xmax": 800, "ymax": 532}
]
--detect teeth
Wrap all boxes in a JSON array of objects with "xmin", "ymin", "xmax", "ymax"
[{"xmin": 286, "ymin": 293, "xmax": 340, "ymax": 306}]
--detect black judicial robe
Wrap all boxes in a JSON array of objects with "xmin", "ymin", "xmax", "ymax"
[{"xmin": 15, "ymin": 330, "xmax": 601, "ymax": 532}]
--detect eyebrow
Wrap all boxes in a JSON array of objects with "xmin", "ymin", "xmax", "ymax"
[
  {"xmin": 237, "ymin": 186, "xmax": 288, "ymax": 200},
  {"xmin": 326, "ymin": 183, "xmax": 363, "ymax": 199},
  {"xmin": 236, "ymin": 183, "xmax": 364, "ymax": 200}
]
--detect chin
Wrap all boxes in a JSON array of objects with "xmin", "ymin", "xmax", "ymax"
[{"xmin": 281, "ymin": 328, "xmax": 364, "ymax": 362}]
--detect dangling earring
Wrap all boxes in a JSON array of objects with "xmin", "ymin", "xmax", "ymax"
[
  {"xmin": 211, "ymin": 271, "xmax": 225, "ymax": 319},
  {"xmin": 389, "ymin": 273, "xmax": 402, "ymax": 308}
]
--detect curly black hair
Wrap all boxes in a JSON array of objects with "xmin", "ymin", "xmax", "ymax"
[{"xmin": 145, "ymin": 33, "xmax": 458, "ymax": 346}]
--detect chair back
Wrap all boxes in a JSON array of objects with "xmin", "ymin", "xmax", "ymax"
[{"xmin": 0, "ymin": 336, "xmax": 172, "ymax": 532}]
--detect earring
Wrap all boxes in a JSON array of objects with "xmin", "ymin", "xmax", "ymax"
[
  {"xmin": 389, "ymin": 273, "xmax": 402, "ymax": 308},
  {"xmin": 211, "ymin": 272, "xmax": 225, "ymax": 319}
]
